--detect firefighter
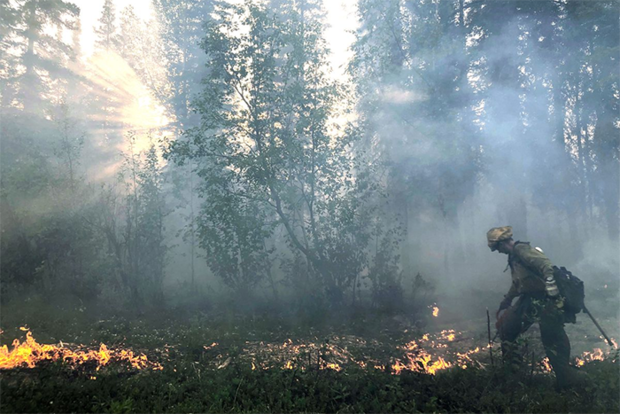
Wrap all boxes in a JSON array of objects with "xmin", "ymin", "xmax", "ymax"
[{"xmin": 487, "ymin": 226, "xmax": 576, "ymax": 389}]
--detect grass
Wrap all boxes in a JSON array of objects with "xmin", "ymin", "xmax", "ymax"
[
  {"xmin": 1, "ymin": 295, "xmax": 619, "ymax": 413},
  {"xmin": 1, "ymin": 354, "xmax": 618, "ymax": 413}
]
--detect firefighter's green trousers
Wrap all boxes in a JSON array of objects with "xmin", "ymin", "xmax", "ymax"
[{"xmin": 499, "ymin": 293, "xmax": 571, "ymax": 385}]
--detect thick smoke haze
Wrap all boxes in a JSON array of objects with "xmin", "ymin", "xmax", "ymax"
[{"xmin": 1, "ymin": 0, "xmax": 618, "ymax": 356}]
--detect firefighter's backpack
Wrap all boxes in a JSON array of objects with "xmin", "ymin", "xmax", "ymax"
[{"xmin": 553, "ymin": 266, "xmax": 585, "ymax": 323}]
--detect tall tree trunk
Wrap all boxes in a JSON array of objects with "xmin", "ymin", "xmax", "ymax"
[{"xmin": 594, "ymin": 107, "xmax": 620, "ymax": 241}]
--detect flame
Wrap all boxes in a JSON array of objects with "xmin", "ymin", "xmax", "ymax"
[
  {"xmin": 0, "ymin": 331, "xmax": 162, "ymax": 371},
  {"xmin": 388, "ymin": 330, "xmax": 484, "ymax": 375},
  {"xmin": 541, "ymin": 357, "xmax": 552, "ymax": 372},
  {"xmin": 324, "ymin": 362, "xmax": 341, "ymax": 371},
  {"xmin": 600, "ymin": 336, "xmax": 619, "ymax": 349},
  {"xmin": 8, "ymin": 326, "xmax": 609, "ymax": 379},
  {"xmin": 439, "ymin": 330, "xmax": 456, "ymax": 341},
  {"xmin": 207, "ymin": 328, "xmax": 490, "ymax": 376},
  {"xmin": 432, "ymin": 306, "xmax": 439, "ymax": 317},
  {"xmin": 575, "ymin": 348, "xmax": 605, "ymax": 367},
  {"xmin": 16, "ymin": 328, "xmax": 604, "ymax": 378},
  {"xmin": 392, "ymin": 350, "xmax": 452, "ymax": 375}
]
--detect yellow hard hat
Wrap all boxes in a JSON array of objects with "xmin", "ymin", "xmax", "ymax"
[{"xmin": 487, "ymin": 226, "xmax": 513, "ymax": 251}]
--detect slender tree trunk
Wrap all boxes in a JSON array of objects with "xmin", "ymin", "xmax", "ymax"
[
  {"xmin": 594, "ymin": 108, "xmax": 620, "ymax": 241},
  {"xmin": 574, "ymin": 95, "xmax": 589, "ymax": 240}
]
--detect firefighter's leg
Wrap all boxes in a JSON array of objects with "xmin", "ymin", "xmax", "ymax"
[
  {"xmin": 499, "ymin": 305, "xmax": 524, "ymax": 369},
  {"xmin": 539, "ymin": 304, "xmax": 572, "ymax": 388}
]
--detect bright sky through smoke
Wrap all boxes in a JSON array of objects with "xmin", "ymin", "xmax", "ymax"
[
  {"xmin": 72, "ymin": 0, "xmax": 357, "ymax": 78},
  {"xmin": 70, "ymin": 0, "xmax": 358, "ymax": 176},
  {"xmin": 72, "ymin": 0, "xmax": 153, "ymax": 58}
]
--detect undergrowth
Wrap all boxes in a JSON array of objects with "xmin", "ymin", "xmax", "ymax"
[
  {"xmin": 1, "ymin": 298, "xmax": 618, "ymax": 413},
  {"xmin": 1, "ymin": 356, "xmax": 618, "ymax": 413}
]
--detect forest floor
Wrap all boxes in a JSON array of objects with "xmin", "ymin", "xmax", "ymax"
[{"xmin": 1, "ymin": 285, "xmax": 618, "ymax": 413}]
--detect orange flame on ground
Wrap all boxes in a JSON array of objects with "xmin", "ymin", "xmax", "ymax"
[
  {"xmin": 575, "ymin": 348, "xmax": 605, "ymax": 367},
  {"xmin": 390, "ymin": 330, "xmax": 483, "ymax": 375},
  {"xmin": 325, "ymin": 362, "xmax": 342, "ymax": 371},
  {"xmin": 0, "ymin": 331, "xmax": 162, "ymax": 371},
  {"xmin": 540, "ymin": 348, "xmax": 611, "ymax": 372},
  {"xmin": 439, "ymin": 330, "xmax": 456, "ymax": 341},
  {"xmin": 244, "ymin": 338, "xmax": 347, "ymax": 372},
  {"xmin": 432, "ymin": 306, "xmax": 439, "ymax": 317},
  {"xmin": 392, "ymin": 350, "xmax": 452, "ymax": 375},
  {"xmin": 541, "ymin": 357, "xmax": 552, "ymax": 372}
]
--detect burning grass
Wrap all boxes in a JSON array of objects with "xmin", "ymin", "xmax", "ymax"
[
  {"xmin": 0, "ymin": 329, "xmax": 162, "ymax": 372},
  {"xmin": 2, "ymin": 326, "xmax": 616, "ymax": 380},
  {"xmin": 1, "ymin": 337, "xmax": 618, "ymax": 414},
  {"xmin": 1, "ymin": 302, "xmax": 618, "ymax": 413}
]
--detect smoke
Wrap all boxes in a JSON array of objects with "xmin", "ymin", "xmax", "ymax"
[
  {"xmin": 362, "ymin": 10, "xmax": 619, "ymax": 308},
  {"xmin": 77, "ymin": 50, "xmax": 172, "ymax": 180},
  {"xmin": 1, "ymin": 0, "xmax": 617, "ymax": 321}
]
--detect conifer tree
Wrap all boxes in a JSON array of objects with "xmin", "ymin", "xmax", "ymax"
[
  {"xmin": 152, "ymin": 0, "xmax": 212, "ymax": 129},
  {"xmin": 0, "ymin": 0, "xmax": 79, "ymax": 113},
  {"xmin": 94, "ymin": 0, "xmax": 119, "ymax": 52}
]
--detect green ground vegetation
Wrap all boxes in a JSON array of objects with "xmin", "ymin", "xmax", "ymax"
[{"xmin": 1, "ymin": 303, "xmax": 618, "ymax": 414}]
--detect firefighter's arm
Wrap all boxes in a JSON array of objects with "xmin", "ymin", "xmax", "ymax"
[
  {"xmin": 497, "ymin": 281, "xmax": 518, "ymax": 318},
  {"xmin": 504, "ymin": 280, "xmax": 518, "ymax": 304},
  {"xmin": 515, "ymin": 244, "xmax": 560, "ymax": 297},
  {"xmin": 514, "ymin": 244, "xmax": 555, "ymax": 281}
]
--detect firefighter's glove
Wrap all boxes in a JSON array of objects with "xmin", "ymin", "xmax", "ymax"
[{"xmin": 544, "ymin": 277, "xmax": 560, "ymax": 297}]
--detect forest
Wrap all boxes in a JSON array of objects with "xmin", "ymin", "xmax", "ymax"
[{"xmin": 0, "ymin": 0, "xmax": 619, "ymax": 412}]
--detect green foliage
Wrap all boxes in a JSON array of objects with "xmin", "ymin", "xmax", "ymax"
[
  {"xmin": 110, "ymin": 132, "xmax": 169, "ymax": 305},
  {"xmin": 152, "ymin": 0, "xmax": 212, "ymax": 127},
  {"xmin": 367, "ymin": 223, "xmax": 405, "ymax": 313},
  {"xmin": 0, "ymin": 105, "xmax": 108, "ymax": 302},
  {"xmin": 0, "ymin": 112, "xmax": 170, "ymax": 308},
  {"xmin": 116, "ymin": 4, "xmax": 170, "ymax": 104},
  {"xmin": 166, "ymin": 0, "xmax": 392, "ymax": 301}
]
